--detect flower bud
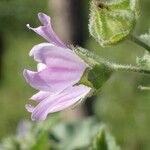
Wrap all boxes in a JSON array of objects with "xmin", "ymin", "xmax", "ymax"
[{"xmin": 89, "ymin": 0, "xmax": 139, "ymax": 47}]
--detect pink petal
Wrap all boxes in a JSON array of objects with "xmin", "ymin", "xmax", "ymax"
[
  {"xmin": 24, "ymin": 61, "xmax": 86, "ymax": 93},
  {"xmin": 38, "ymin": 67, "xmax": 84, "ymax": 93},
  {"xmin": 30, "ymin": 91, "xmax": 50, "ymax": 102},
  {"xmin": 37, "ymin": 63, "xmax": 46, "ymax": 71},
  {"xmin": 23, "ymin": 69, "xmax": 50, "ymax": 91},
  {"xmin": 24, "ymin": 43, "xmax": 87, "ymax": 93},
  {"xmin": 31, "ymin": 85, "xmax": 91, "ymax": 121},
  {"xmin": 29, "ymin": 43, "xmax": 86, "ymax": 67},
  {"xmin": 25, "ymin": 104, "xmax": 35, "ymax": 113},
  {"xmin": 27, "ymin": 13, "xmax": 66, "ymax": 48},
  {"xmin": 25, "ymin": 43, "xmax": 87, "ymax": 93}
]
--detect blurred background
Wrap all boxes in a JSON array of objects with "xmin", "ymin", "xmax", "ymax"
[{"xmin": 0, "ymin": 0, "xmax": 150, "ymax": 150}]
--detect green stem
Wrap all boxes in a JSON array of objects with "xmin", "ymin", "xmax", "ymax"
[
  {"xmin": 138, "ymin": 86, "xmax": 150, "ymax": 90},
  {"xmin": 130, "ymin": 35, "xmax": 150, "ymax": 53},
  {"xmin": 74, "ymin": 46, "xmax": 150, "ymax": 76},
  {"xmin": 110, "ymin": 63, "xmax": 150, "ymax": 75}
]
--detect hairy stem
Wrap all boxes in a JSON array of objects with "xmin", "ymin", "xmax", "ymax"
[
  {"xmin": 130, "ymin": 35, "xmax": 150, "ymax": 53},
  {"xmin": 74, "ymin": 46, "xmax": 150, "ymax": 76},
  {"xmin": 138, "ymin": 86, "xmax": 150, "ymax": 90},
  {"xmin": 109, "ymin": 63, "xmax": 150, "ymax": 75},
  {"xmin": 91, "ymin": 52, "xmax": 150, "ymax": 75}
]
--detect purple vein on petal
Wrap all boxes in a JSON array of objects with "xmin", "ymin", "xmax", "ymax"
[
  {"xmin": 49, "ymin": 66, "xmax": 82, "ymax": 72},
  {"xmin": 31, "ymin": 85, "xmax": 91, "ymax": 120}
]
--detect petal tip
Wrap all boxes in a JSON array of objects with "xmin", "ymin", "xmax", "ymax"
[
  {"xmin": 31, "ymin": 114, "xmax": 46, "ymax": 121},
  {"xmin": 38, "ymin": 12, "xmax": 50, "ymax": 26},
  {"xmin": 23, "ymin": 69, "xmax": 31, "ymax": 77},
  {"xmin": 25, "ymin": 104, "xmax": 34, "ymax": 113},
  {"xmin": 23, "ymin": 69, "xmax": 28, "ymax": 77},
  {"xmin": 38, "ymin": 12, "xmax": 44, "ymax": 17},
  {"xmin": 23, "ymin": 69, "xmax": 34, "ymax": 83}
]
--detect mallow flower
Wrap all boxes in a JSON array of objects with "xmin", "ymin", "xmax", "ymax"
[{"xmin": 23, "ymin": 13, "xmax": 92, "ymax": 121}]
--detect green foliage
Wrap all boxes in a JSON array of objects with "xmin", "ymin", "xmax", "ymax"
[
  {"xmin": 86, "ymin": 6, "xmax": 150, "ymax": 147},
  {"xmin": 50, "ymin": 117, "xmax": 101, "ymax": 150},
  {"xmin": 91, "ymin": 127, "xmax": 120, "ymax": 150},
  {"xmin": 89, "ymin": 0, "xmax": 139, "ymax": 47},
  {"xmin": 92, "ymin": 130, "xmax": 108, "ymax": 150},
  {"xmin": 94, "ymin": 72, "xmax": 150, "ymax": 150},
  {"xmin": 31, "ymin": 133, "xmax": 49, "ymax": 150},
  {"xmin": 0, "ymin": 121, "xmax": 35, "ymax": 150},
  {"xmin": 0, "ymin": 117, "xmax": 120, "ymax": 150},
  {"xmin": 0, "ymin": 116, "xmax": 59, "ymax": 150}
]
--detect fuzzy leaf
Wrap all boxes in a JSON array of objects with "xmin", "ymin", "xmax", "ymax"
[
  {"xmin": 50, "ymin": 117, "xmax": 102, "ymax": 150},
  {"xmin": 91, "ymin": 127, "xmax": 120, "ymax": 150},
  {"xmin": 31, "ymin": 132, "xmax": 49, "ymax": 150},
  {"xmin": 89, "ymin": 0, "xmax": 139, "ymax": 47}
]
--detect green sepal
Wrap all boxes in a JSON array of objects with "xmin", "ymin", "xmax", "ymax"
[
  {"xmin": 89, "ymin": 0, "xmax": 139, "ymax": 47},
  {"xmin": 76, "ymin": 67, "xmax": 93, "ymax": 88},
  {"xmin": 73, "ymin": 46, "xmax": 113, "ymax": 90},
  {"xmin": 88, "ymin": 64, "xmax": 113, "ymax": 90}
]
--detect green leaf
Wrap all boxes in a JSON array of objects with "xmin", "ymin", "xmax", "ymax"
[
  {"xmin": 31, "ymin": 132, "xmax": 49, "ymax": 150},
  {"xmin": 91, "ymin": 127, "xmax": 121, "ymax": 150},
  {"xmin": 0, "ymin": 117, "xmax": 59, "ymax": 150},
  {"xmin": 89, "ymin": 0, "xmax": 139, "ymax": 47},
  {"xmin": 50, "ymin": 117, "xmax": 102, "ymax": 150},
  {"xmin": 92, "ymin": 130, "xmax": 107, "ymax": 150}
]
